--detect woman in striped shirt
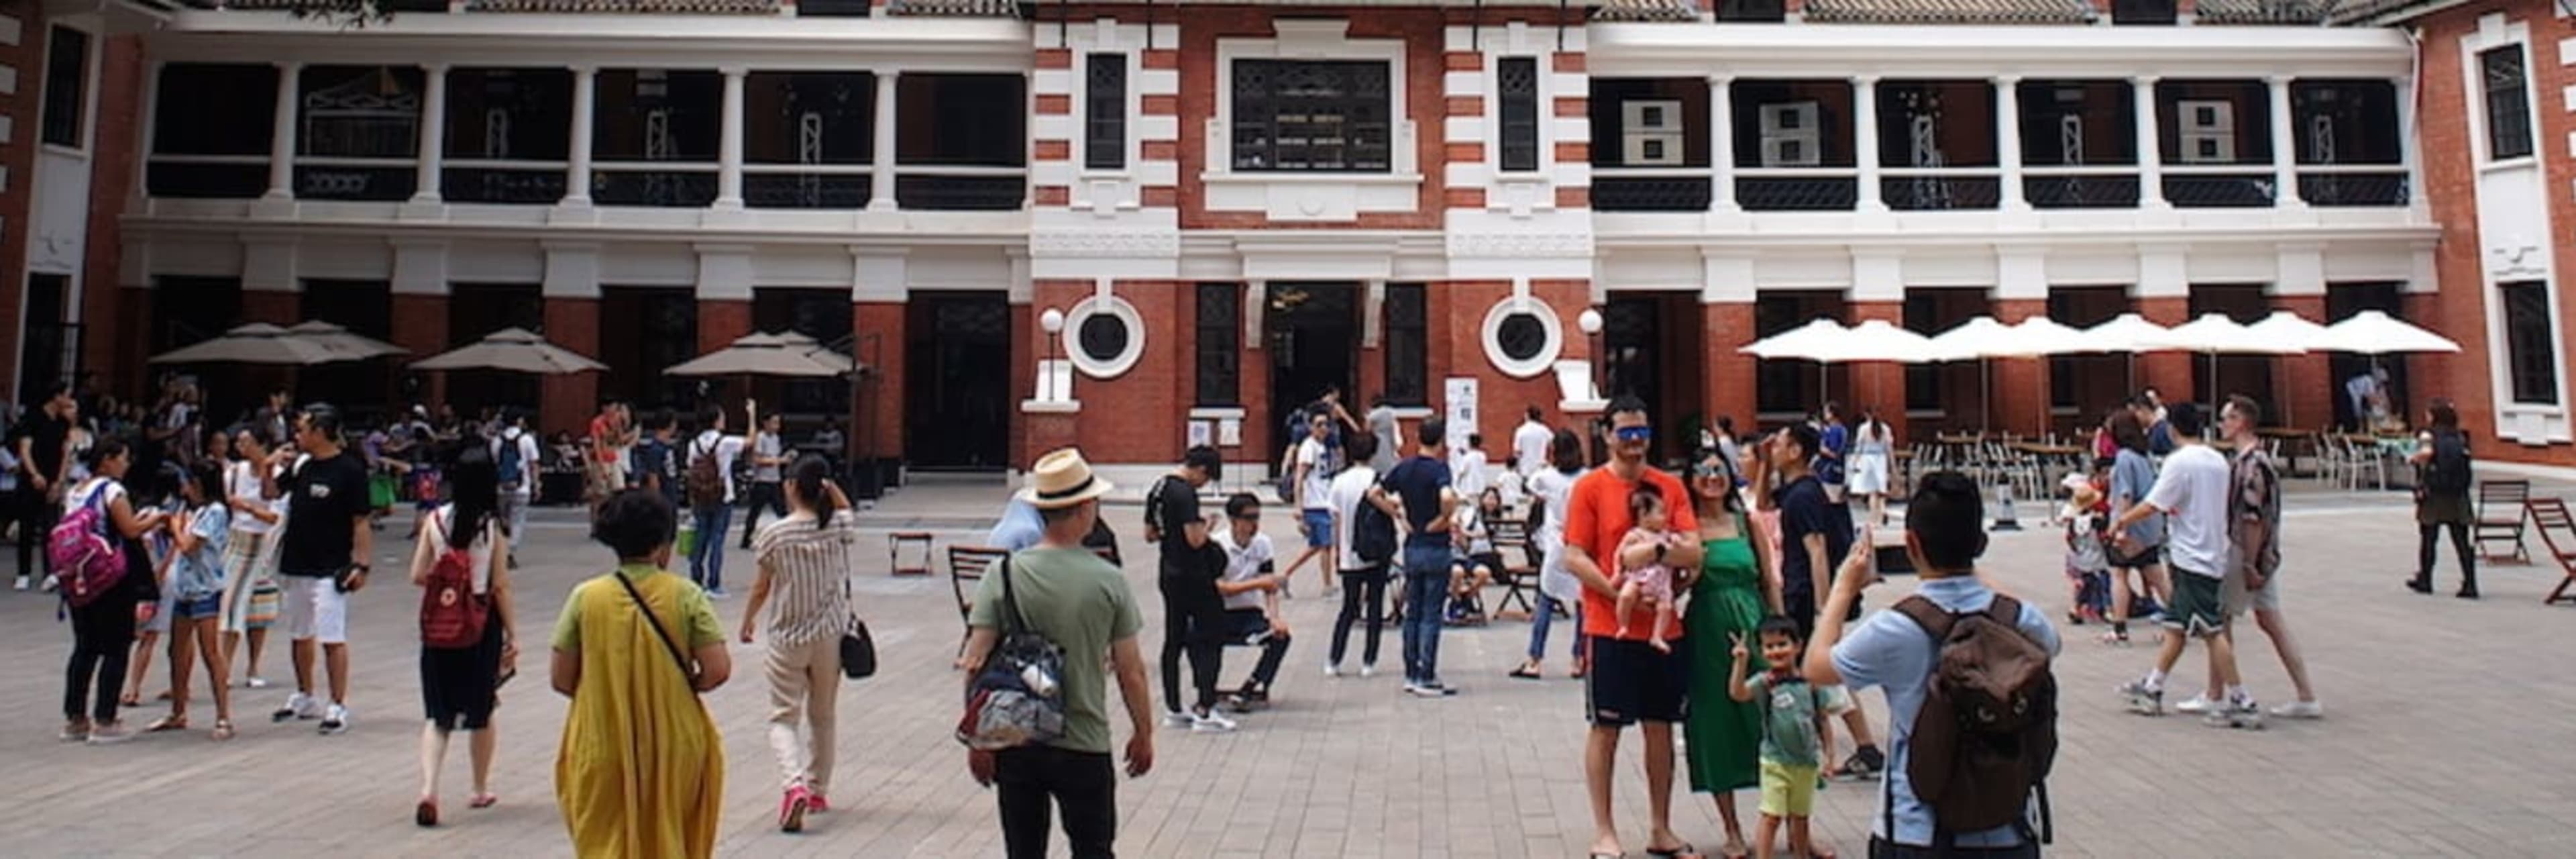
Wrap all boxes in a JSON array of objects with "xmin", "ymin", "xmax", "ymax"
[{"xmin": 738, "ymin": 456, "xmax": 861, "ymax": 833}]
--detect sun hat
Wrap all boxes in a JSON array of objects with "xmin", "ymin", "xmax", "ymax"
[{"xmin": 1018, "ymin": 448, "xmax": 1116, "ymax": 509}]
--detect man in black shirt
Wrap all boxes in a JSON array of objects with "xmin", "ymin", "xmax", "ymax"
[
  {"xmin": 1148, "ymin": 446, "xmax": 1231, "ymax": 731},
  {"xmin": 262, "ymin": 405, "xmax": 375, "ymax": 736},
  {"xmin": 12, "ymin": 385, "xmax": 75, "ymax": 589},
  {"xmin": 1373, "ymin": 417, "xmax": 1458, "ymax": 697}
]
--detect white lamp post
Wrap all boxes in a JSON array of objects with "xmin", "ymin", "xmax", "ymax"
[
  {"xmin": 1039, "ymin": 308, "xmax": 1066, "ymax": 401},
  {"xmin": 1577, "ymin": 307, "xmax": 1604, "ymax": 401}
]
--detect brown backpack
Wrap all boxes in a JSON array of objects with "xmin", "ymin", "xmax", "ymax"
[
  {"xmin": 1892, "ymin": 594, "xmax": 2056, "ymax": 844},
  {"xmin": 686, "ymin": 438, "xmax": 725, "ymax": 510}
]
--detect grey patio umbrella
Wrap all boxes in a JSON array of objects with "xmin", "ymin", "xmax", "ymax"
[
  {"xmin": 410, "ymin": 327, "xmax": 607, "ymax": 375},
  {"xmin": 663, "ymin": 332, "xmax": 857, "ymax": 378},
  {"xmin": 282, "ymin": 320, "xmax": 409, "ymax": 360},
  {"xmin": 148, "ymin": 323, "xmax": 351, "ymax": 366}
]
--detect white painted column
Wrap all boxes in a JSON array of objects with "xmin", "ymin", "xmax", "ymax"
[
  {"xmin": 565, "ymin": 66, "xmax": 596, "ymax": 206},
  {"xmin": 1854, "ymin": 75, "xmax": 1883, "ymax": 211},
  {"xmin": 264, "ymin": 61, "xmax": 303, "ymax": 200},
  {"xmin": 2134, "ymin": 76, "xmax": 2166, "ymax": 209},
  {"xmin": 131, "ymin": 60, "xmax": 164, "ymax": 209},
  {"xmin": 1995, "ymin": 75, "xmax": 2027, "ymax": 211},
  {"xmin": 2268, "ymin": 75, "xmax": 2304, "ymax": 209},
  {"xmin": 2396, "ymin": 74, "xmax": 2422, "ymax": 212},
  {"xmin": 1709, "ymin": 75, "xmax": 1737, "ymax": 213},
  {"xmin": 412, "ymin": 64, "xmax": 449, "ymax": 204},
  {"xmin": 869, "ymin": 70, "xmax": 900, "ymax": 211},
  {"xmin": 716, "ymin": 66, "xmax": 747, "ymax": 209}
]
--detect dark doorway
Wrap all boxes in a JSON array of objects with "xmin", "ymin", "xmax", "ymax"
[
  {"xmin": 2188, "ymin": 285, "xmax": 2274, "ymax": 413},
  {"xmin": 1265, "ymin": 282, "xmax": 1359, "ymax": 464},
  {"xmin": 446, "ymin": 283, "xmax": 543, "ymax": 417},
  {"xmin": 2049, "ymin": 286, "xmax": 2131, "ymax": 435},
  {"xmin": 1604, "ymin": 293, "xmax": 1705, "ymax": 462},
  {"xmin": 149, "ymin": 276, "xmax": 248, "ymax": 422},
  {"xmin": 753, "ymin": 287, "xmax": 855, "ymax": 430},
  {"xmin": 598, "ymin": 287, "xmax": 698, "ymax": 413},
  {"xmin": 2328, "ymin": 283, "xmax": 2408, "ymax": 432},
  {"xmin": 906, "ymin": 291, "xmax": 1010, "ymax": 470},
  {"xmin": 17, "ymin": 273, "xmax": 74, "ymax": 409},
  {"xmin": 299, "ymin": 279, "xmax": 393, "ymax": 421}
]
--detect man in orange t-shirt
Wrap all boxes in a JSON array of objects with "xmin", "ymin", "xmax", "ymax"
[{"xmin": 1561, "ymin": 397, "xmax": 1702, "ymax": 859}]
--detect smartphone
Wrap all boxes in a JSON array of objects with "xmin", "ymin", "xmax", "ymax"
[{"xmin": 494, "ymin": 666, "xmax": 518, "ymax": 690}]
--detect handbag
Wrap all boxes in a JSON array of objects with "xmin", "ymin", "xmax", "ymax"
[
  {"xmin": 954, "ymin": 555, "xmax": 1067, "ymax": 750},
  {"xmin": 613, "ymin": 570, "xmax": 700, "ymax": 692},
  {"xmin": 840, "ymin": 574, "xmax": 876, "ymax": 679}
]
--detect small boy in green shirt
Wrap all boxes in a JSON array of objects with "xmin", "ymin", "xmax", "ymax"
[{"xmin": 1731, "ymin": 615, "xmax": 1832, "ymax": 859}]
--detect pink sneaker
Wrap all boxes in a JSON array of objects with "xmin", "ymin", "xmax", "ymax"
[
  {"xmin": 807, "ymin": 793, "xmax": 830, "ymax": 813},
  {"xmin": 778, "ymin": 785, "xmax": 813, "ymax": 833}
]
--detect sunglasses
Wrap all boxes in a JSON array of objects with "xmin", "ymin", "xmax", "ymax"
[{"xmin": 1613, "ymin": 426, "xmax": 1653, "ymax": 443}]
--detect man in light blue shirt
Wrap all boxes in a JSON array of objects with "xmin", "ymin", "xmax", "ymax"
[
  {"xmin": 987, "ymin": 496, "xmax": 1045, "ymax": 552},
  {"xmin": 1807, "ymin": 471, "xmax": 2059, "ymax": 857}
]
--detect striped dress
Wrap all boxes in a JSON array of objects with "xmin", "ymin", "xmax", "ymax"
[{"xmin": 749, "ymin": 510, "xmax": 862, "ymax": 646}]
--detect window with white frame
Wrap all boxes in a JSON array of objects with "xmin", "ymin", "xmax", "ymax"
[
  {"xmin": 1085, "ymin": 54, "xmax": 1127, "ymax": 171},
  {"xmin": 1230, "ymin": 60, "xmax": 1393, "ymax": 172},
  {"xmin": 41, "ymin": 26, "xmax": 89, "ymax": 149},
  {"xmin": 2501, "ymin": 280, "xmax": 2559, "ymax": 405},
  {"xmin": 2479, "ymin": 44, "xmax": 2532, "ymax": 161},
  {"xmin": 1497, "ymin": 57, "xmax": 1540, "ymax": 172}
]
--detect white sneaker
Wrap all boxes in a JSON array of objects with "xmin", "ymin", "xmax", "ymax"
[
  {"xmin": 1190, "ymin": 711, "xmax": 1238, "ymax": 733},
  {"xmin": 1162, "ymin": 709, "xmax": 1195, "ymax": 728},
  {"xmin": 246, "ymin": 676, "xmax": 270, "ymax": 689},
  {"xmin": 2267, "ymin": 699, "xmax": 2324, "ymax": 719},
  {"xmin": 319, "ymin": 704, "xmax": 351, "ymax": 735},
  {"xmin": 12, "ymin": 576, "xmax": 27, "ymax": 591},
  {"xmin": 1359, "ymin": 664, "xmax": 1377, "ymax": 678},
  {"xmin": 2173, "ymin": 694, "xmax": 2214, "ymax": 715},
  {"xmin": 272, "ymin": 692, "xmax": 321, "ymax": 722},
  {"xmin": 38, "ymin": 574, "xmax": 56, "ymax": 592},
  {"xmin": 706, "ymin": 589, "xmax": 733, "ymax": 600},
  {"xmin": 1324, "ymin": 663, "xmax": 1341, "ymax": 678}
]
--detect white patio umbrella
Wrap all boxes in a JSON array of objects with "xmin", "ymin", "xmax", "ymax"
[
  {"xmin": 411, "ymin": 327, "xmax": 608, "ymax": 375},
  {"xmin": 2005, "ymin": 317, "xmax": 2092, "ymax": 357},
  {"xmin": 1740, "ymin": 318, "xmax": 1941, "ymax": 413},
  {"xmin": 2311, "ymin": 310, "xmax": 2461, "ymax": 356},
  {"xmin": 2139, "ymin": 313, "xmax": 2306, "ymax": 415},
  {"xmin": 2078, "ymin": 312, "xmax": 2175, "ymax": 391},
  {"xmin": 2241, "ymin": 311, "xmax": 2337, "ymax": 425},
  {"xmin": 148, "ymin": 322, "xmax": 352, "ymax": 366},
  {"xmin": 1927, "ymin": 317, "xmax": 2019, "ymax": 430},
  {"xmin": 1739, "ymin": 318, "xmax": 1849, "ymax": 360}
]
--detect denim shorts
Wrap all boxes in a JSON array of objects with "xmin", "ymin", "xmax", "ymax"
[
  {"xmin": 172, "ymin": 593, "xmax": 223, "ymax": 621},
  {"xmin": 1300, "ymin": 509, "xmax": 1336, "ymax": 548}
]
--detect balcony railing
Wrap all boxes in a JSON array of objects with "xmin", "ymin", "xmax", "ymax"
[
  {"xmin": 1738, "ymin": 170, "xmax": 1859, "ymax": 211},
  {"xmin": 294, "ymin": 157, "xmax": 418, "ymax": 201},
  {"xmin": 2023, "ymin": 167, "xmax": 2141, "ymax": 209},
  {"xmin": 592, "ymin": 164, "xmax": 720, "ymax": 208},
  {"xmin": 744, "ymin": 167, "xmax": 873, "ymax": 209},
  {"xmin": 146, "ymin": 155, "xmax": 268, "ymax": 199},
  {"xmin": 2163, "ymin": 167, "xmax": 2275, "ymax": 208},
  {"xmin": 1881, "ymin": 169, "xmax": 2000, "ymax": 211},
  {"xmin": 2296, "ymin": 165, "xmax": 2408, "ymax": 207},
  {"xmin": 894, "ymin": 166, "xmax": 1026, "ymax": 211},
  {"xmin": 443, "ymin": 160, "xmax": 570, "ymax": 205},
  {"xmin": 1592, "ymin": 169, "xmax": 1712, "ymax": 211}
]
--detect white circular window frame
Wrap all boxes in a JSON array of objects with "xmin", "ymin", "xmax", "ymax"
[
  {"xmin": 1481, "ymin": 295, "xmax": 1564, "ymax": 380},
  {"xmin": 1063, "ymin": 295, "xmax": 1146, "ymax": 380}
]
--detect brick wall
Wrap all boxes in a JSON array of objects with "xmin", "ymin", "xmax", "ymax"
[
  {"xmin": 2270, "ymin": 294, "xmax": 2333, "ymax": 432},
  {"xmin": 81, "ymin": 35, "xmax": 140, "ymax": 395},
  {"xmin": 2136, "ymin": 295, "xmax": 2194, "ymax": 407},
  {"xmin": 0, "ymin": 3, "xmax": 37, "ymax": 403},
  {"xmin": 1176, "ymin": 8, "xmax": 1449, "ymax": 230},
  {"xmin": 541, "ymin": 297, "xmax": 598, "ymax": 435},
  {"xmin": 1845, "ymin": 301, "xmax": 1910, "ymax": 444},
  {"xmin": 1992, "ymin": 299, "xmax": 2054, "ymax": 437},
  {"xmin": 851, "ymin": 302, "xmax": 905, "ymax": 460}
]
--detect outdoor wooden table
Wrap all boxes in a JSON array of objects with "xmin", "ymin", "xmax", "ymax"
[{"xmin": 2010, "ymin": 442, "xmax": 2084, "ymax": 456}]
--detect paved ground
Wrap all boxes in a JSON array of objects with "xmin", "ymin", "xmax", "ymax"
[{"xmin": 3, "ymin": 474, "xmax": 2573, "ymax": 858}]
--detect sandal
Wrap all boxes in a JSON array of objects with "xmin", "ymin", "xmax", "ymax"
[
  {"xmin": 1719, "ymin": 838, "xmax": 1750, "ymax": 859},
  {"xmin": 1646, "ymin": 843, "xmax": 1703, "ymax": 859},
  {"xmin": 118, "ymin": 693, "xmax": 140, "ymax": 707},
  {"xmin": 1509, "ymin": 662, "xmax": 1543, "ymax": 680},
  {"xmin": 210, "ymin": 720, "xmax": 234, "ymax": 742},
  {"xmin": 144, "ymin": 715, "xmax": 189, "ymax": 733},
  {"xmin": 415, "ymin": 799, "xmax": 439, "ymax": 827},
  {"xmin": 468, "ymin": 793, "xmax": 498, "ymax": 809}
]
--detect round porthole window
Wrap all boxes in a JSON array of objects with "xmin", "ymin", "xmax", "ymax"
[
  {"xmin": 1062, "ymin": 295, "xmax": 1146, "ymax": 379},
  {"xmin": 1480, "ymin": 295, "xmax": 1564, "ymax": 379}
]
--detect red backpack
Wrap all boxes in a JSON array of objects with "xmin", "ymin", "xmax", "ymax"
[
  {"xmin": 419, "ymin": 513, "xmax": 490, "ymax": 650},
  {"xmin": 49, "ymin": 484, "xmax": 129, "ymax": 607}
]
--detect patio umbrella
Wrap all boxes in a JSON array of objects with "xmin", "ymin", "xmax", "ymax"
[
  {"xmin": 282, "ymin": 320, "xmax": 409, "ymax": 360},
  {"xmin": 411, "ymin": 327, "xmax": 608, "ymax": 375},
  {"xmin": 148, "ymin": 323, "xmax": 351, "ymax": 366},
  {"xmin": 2310, "ymin": 310, "xmax": 2461, "ymax": 356},
  {"xmin": 664, "ymin": 332, "xmax": 856, "ymax": 378},
  {"xmin": 2242, "ymin": 311, "xmax": 2335, "ymax": 425},
  {"xmin": 1745, "ymin": 319, "xmax": 1940, "ymax": 414},
  {"xmin": 2005, "ymin": 317, "xmax": 2093, "ymax": 433},
  {"xmin": 1739, "ymin": 318, "xmax": 1849, "ymax": 360},
  {"xmin": 2139, "ymin": 313, "xmax": 2306, "ymax": 415},
  {"xmin": 1926, "ymin": 316, "xmax": 2033, "ymax": 431},
  {"xmin": 2078, "ymin": 312, "xmax": 2176, "ymax": 392}
]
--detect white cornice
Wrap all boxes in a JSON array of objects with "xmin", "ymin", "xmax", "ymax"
[
  {"xmin": 1586, "ymin": 22, "xmax": 2416, "ymax": 79},
  {"xmin": 150, "ymin": 13, "xmax": 1031, "ymax": 70}
]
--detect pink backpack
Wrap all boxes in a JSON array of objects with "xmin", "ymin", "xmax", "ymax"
[{"xmin": 49, "ymin": 485, "xmax": 128, "ymax": 607}]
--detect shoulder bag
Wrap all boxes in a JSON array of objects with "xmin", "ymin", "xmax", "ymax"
[
  {"xmin": 614, "ymin": 571, "xmax": 700, "ymax": 693},
  {"xmin": 954, "ymin": 555, "xmax": 1069, "ymax": 750}
]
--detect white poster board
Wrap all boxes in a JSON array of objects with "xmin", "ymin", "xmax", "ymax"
[
  {"xmin": 1187, "ymin": 420, "xmax": 1214, "ymax": 450},
  {"xmin": 1444, "ymin": 377, "xmax": 1479, "ymax": 455}
]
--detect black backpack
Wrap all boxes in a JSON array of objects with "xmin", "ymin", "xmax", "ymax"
[
  {"xmin": 1351, "ymin": 481, "xmax": 1397, "ymax": 565},
  {"xmin": 2426, "ymin": 430, "xmax": 2472, "ymax": 494},
  {"xmin": 1892, "ymin": 595, "xmax": 2056, "ymax": 846}
]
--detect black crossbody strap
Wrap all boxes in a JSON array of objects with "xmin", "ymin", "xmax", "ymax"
[
  {"xmin": 1001, "ymin": 553, "xmax": 1034, "ymax": 636},
  {"xmin": 613, "ymin": 572, "xmax": 696, "ymax": 689}
]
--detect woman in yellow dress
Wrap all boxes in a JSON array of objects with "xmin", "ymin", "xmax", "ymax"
[{"xmin": 551, "ymin": 489, "xmax": 733, "ymax": 858}]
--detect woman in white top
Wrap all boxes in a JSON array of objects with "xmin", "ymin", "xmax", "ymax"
[
  {"xmin": 60, "ymin": 439, "xmax": 170, "ymax": 744},
  {"xmin": 219, "ymin": 428, "xmax": 288, "ymax": 688},
  {"xmin": 410, "ymin": 445, "xmax": 518, "ymax": 827},
  {"xmin": 739, "ymin": 455, "xmax": 861, "ymax": 834},
  {"xmin": 1512, "ymin": 429, "xmax": 1590, "ymax": 680},
  {"xmin": 1847, "ymin": 406, "xmax": 1895, "ymax": 527}
]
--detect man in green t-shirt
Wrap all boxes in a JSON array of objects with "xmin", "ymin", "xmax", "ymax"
[{"xmin": 960, "ymin": 448, "xmax": 1155, "ymax": 858}]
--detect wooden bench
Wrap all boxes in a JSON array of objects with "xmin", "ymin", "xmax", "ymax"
[{"xmin": 2476, "ymin": 480, "xmax": 2532, "ymax": 564}]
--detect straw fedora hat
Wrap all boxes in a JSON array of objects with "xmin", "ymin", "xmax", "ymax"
[{"xmin": 1018, "ymin": 448, "xmax": 1116, "ymax": 509}]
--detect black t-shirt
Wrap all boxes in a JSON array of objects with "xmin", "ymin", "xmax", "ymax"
[
  {"xmin": 19, "ymin": 412, "xmax": 69, "ymax": 482},
  {"xmin": 1777, "ymin": 474, "xmax": 1852, "ymax": 609},
  {"xmin": 278, "ymin": 452, "xmax": 373, "ymax": 576},
  {"xmin": 633, "ymin": 438, "xmax": 680, "ymax": 502},
  {"xmin": 1379, "ymin": 454, "xmax": 1452, "ymax": 550},
  {"xmin": 1150, "ymin": 476, "xmax": 1220, "ymax": 603}
]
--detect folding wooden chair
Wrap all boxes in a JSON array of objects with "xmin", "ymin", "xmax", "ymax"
[
  {"xmin": 2475, "ymin": 480, "xmax": 2532, "ymax": 564},
  {"xmin": 2520, "ymin": 499, "xmax": 2576, "ymax": 605},
  {"xmin": 890, "ymin": 531, "xmax": 935, "ymax": 576},
  {"xmin": 1489, "ymin": 517, "xmax": 1542, "ymax": 619},
  {"xmin": 948, "ymin": 546, "xmax": 1010, "ymax": 651}
]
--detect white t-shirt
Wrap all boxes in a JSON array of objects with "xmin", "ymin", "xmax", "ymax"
[
  {"xmin": 1513, "ymin": 420, "xmax": 1553, "ymax": 477},
  {"xmin": 1527, "ymin": 466, "xmax": 1581, "ymax": 553},
  {"xmin": 690, "ymin": 430, "xmax": 749, "ymax": 503},
  {"xmin": 64, "ymin": 477, "xmax": 127, "ymax": 518},
  {"xmin": 492, "ymin": 429, "xmax": 543, "ymax": 497},
  {"xmin": 225, "ymin": 460, "xmax": 279, "ymax": 536},
  {"xmin": 2144, "ymin": 444, "xmax": 2233, "ymax": 578},
  {"xmin": 425, "ymin": 505, "xmax": 500, "ymax": 594},
  {"xmin": 1452, "ymin": 448, "xmax": 1490, "ymax": 503},
  {"xmin": 1295, "ymin": 436, "xmax": 1334, "ymax": 510},
  {"xmin": 1328, "ymin": 464, "xmax": 1380, "ymax": 570},
  {"xmin": 1214, "ymin": 529, "xmax": 1277, "ymax": 612}
]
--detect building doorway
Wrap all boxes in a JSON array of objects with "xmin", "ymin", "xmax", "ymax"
[
  {"xmin": 15, "ymin": 273, "xmax": 74, "ymax": 409},
  {"xmin": 1604, "ymin": 293, "xmax": 1704, "ymax": 462},
  {"xmin": 906, "ymin": 291, "xmax": 1010, "ymax": 470},
  {"xmin": 1265, "ymin": 282, "xmax": 1359, "ymax": 466}
]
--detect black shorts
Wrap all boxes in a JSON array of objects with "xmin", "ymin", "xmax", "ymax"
[
  {"xmin": 1584, "ymin": 637, "xmax": 1688, "ymax": 727},
  {"xmin": 2106, "ymin": 543, "xmax": 2163, "ymax": 569}
]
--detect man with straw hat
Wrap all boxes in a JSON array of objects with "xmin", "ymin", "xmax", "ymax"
[{"xmin": 960, "ymin": 448, "xmax": 1158, "ymax": 858}]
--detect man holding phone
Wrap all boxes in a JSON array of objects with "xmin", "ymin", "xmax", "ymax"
[
  {"xmin": 262, "ymin": 404, "xmax": 375, "ymax": 736},
  {"xmin": 1766, "ymin": 424, "xmax": 1884, "ymax": 781}
]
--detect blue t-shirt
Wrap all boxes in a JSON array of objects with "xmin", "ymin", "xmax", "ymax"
[
  {"xmin": 172, "ymin": 504, "xmax": 231, "ymax": 601},
  {"xmin": 1816, "ymin": 423, "xmax": 1849, "ymax": 485},
  {"xmin": 987, "ymin": 497, "xmax": 1046, "ymax": 552},
  {"xmin": 1777, "ymin": 474, "xmax": 1849, "ymax": 606},
  {"xmin": 2110, "ymin": 448, "xmax": 2165, "ymax": 548},
  {"xmin": 1832, "ymin": 576, "xmax": 2061, "ymax": 849},
  {"xmin": 1379, "ymin": 454, "xmax": 1452, "ymax": 550}
]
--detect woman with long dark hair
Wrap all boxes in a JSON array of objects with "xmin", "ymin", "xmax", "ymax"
[
  {"xmin": 218, "ymin": 427, "xmax": 286, "ymax": 689},
  {"xmin": 60, "ymin": 438, "xmax": 169, "ymax": 744},
  {"xmin": 2103, "ymin": 408, "xmax": 2169, "ymax": 646},
  {"xmin": 2408, "ymin": 399, "xmax": 2477, "ymax": 598},
  {"xmin": 1681, "ymin": 444, "xmax": 1776, "ymax": 859},
  {"xmin": 411, "ymin": 444, "xmax": 517, "ymax": 827},
  {"xmin": 1511, "ymin": 428, "xmax": 1589, "ymax": 680},
  {"xmin": 739, "ymin": 456, "xmax": 860, "ymax": 832},
  {"xmin": 144, "ymin": 460, "xmax": 235, "ymax": 740}
]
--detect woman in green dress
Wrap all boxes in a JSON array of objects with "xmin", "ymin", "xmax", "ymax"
[{"xmin": 1681, "ymin": 444, "xmax": 1780, "ymax": 859}]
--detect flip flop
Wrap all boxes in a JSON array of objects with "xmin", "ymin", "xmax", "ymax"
[
  {"xmin": 210, "ymin": 720, "xmax": 234, "ymax": 742},
  {"xmin": 1646, "ymin": 844, "xmax": 1702, "ymax": 859},
  {"xmin": 1509, "ymin": 664, "xmax": 1543, "ymax": 680},
  {"xmin": 468, "ymin": 793, "xmax": 498, "ymax": 809},
  {"xmin": 144, "ymin": 715, "xmax": 189, "ymax": 733}
]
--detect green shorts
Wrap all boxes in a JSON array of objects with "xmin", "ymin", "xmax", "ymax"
[{"xmin": 2162, "ymin": 568, "xmax": 2227, "ymax": 638}]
